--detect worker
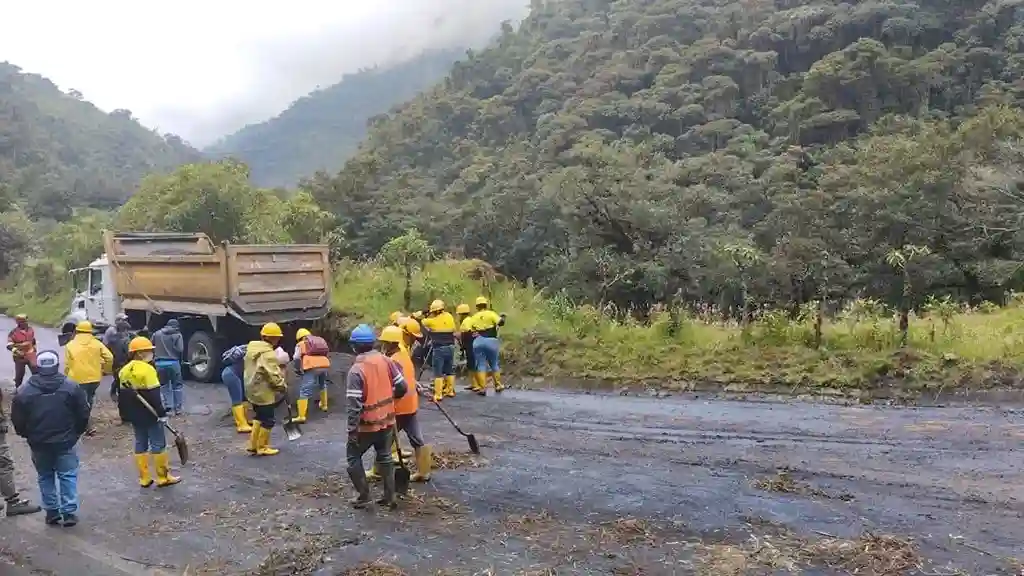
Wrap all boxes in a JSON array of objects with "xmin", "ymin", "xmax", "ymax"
[
  {"xmin": 64, "ymin": 321, "xmax": 113, "ymax": 436},
  {"xmin": 0, "ymin": 381, "xmax": 41, "ymax": 517},
  {"xmin": 366, "ymin": 318, "xmax": 418, "ymax": 481},
  {"xmin": 421, "ymin": 299, "xmax": 457, "ymax": 401},
  {"xmin": 7, "ymin": 314, "xmax": 37, "ymax": 389},
  {"xmin": 455, "ymin": 303, "xmax": 482, "ymax": 392},
  {"xmin": 345, "ymin": 324, "xmax": 408, "ymax": 509},
  {"xmin": 291, "ymin": 328, "xmax": 331, "ymax": 423},
  {"xmin": 220, "ymin": 344, "xmax": 252, "ymax": 433},
  {"xmin": 244, "ymin": 323, "xmax": 288, "ymax": 456},
  {"xmin": 104, "ymin": 314, "xmax": 133, "ymax": 424},
  {"xmin": 11, "ymin": 350, "xmax": 90, "ymax": 527},
  {"xmin": 470, "ymin": 296, "xmax": 506, "ymax": 395},
  {"xmin": 118, "ymin": 337, "xmax": 181, "ymax": 488},
  {"xmin": 151, "ymin": 319, "xmax": 185, "ymax": 416},
  {"xmin": 378, "ymin": 326, "xmax": 431, "ymax": 482}
]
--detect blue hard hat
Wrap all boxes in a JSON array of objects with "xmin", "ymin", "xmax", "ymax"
[{"xmin": 350, "ymin": 324, "xmax": 376, "ymax": 344}]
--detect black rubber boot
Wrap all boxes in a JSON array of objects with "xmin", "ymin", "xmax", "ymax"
[
  {"xmin": 5, "ymin": 497, "xmax": 41, "ymax": 516},
  {"xmin": 44, "ymin": 510, "xmax": 61, "ymax": 525},
  {"xmin": 346, "ymin": 468, "xmax": 371, "ymax": 509},
  {"xmin": 376, "ymin": 462, "xmax": 398, "ymax": 510}
]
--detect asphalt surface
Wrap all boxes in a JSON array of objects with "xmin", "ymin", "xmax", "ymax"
[{"xmin": 0, "ymin": 316, "xmax": 1020, "ymax": 575}]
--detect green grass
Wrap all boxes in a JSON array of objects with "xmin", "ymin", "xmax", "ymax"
[
  {"xmin": 0, "ymin": 286, "xmax": 69, "ymax": 326},
  {"xmin": 320, "ymin": 260, "xmax": 1024, "ymax": 395}
]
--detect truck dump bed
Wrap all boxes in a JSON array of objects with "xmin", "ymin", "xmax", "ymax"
[{"xmin": 103, "ymin": 231, "xmax": 331, "ymax": 324}]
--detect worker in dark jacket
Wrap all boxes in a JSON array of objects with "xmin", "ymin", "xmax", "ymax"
[
  {"xmin": 119, "ymin": 337, "xmax": 181, "ymax": 488},
  {"xmin": 103, "ymin": 314, "xmax": 133, "ymax": 423},
  {"xmin": 11, "ymin": 350, "xmax": 90, "ymax": 527},
  {"xmin": 151, "ymin": 319, "xmax": 184, "ymax": 415},
  {"xmin": 345, "ymin": 324, "xmax": 407, "ymax": 510}
]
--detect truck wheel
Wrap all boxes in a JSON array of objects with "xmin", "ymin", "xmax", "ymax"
[{"xmin": 186, "ymin": 331, "xmax": 220, "ymax": 382}]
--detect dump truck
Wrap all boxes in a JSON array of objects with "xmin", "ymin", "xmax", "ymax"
[{"xmin": 60, "ymin": 231, "xmax": 332, "ymax": 382}]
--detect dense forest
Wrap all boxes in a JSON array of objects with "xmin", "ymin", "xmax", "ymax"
[
  {"xmin": 206, "ymin": 49, "xmax": 466, "ymax": 188},
  {"xmin": 0, "ymin": 62, "xmax": 200, "ymax": 220},
  {"xmin": 302, "ymin": 0, "xmax": 1024, "ymax": 313}
]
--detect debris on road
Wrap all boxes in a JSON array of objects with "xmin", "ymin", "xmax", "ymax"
[
  {"xmin": 431, "ymin": 447, "xmax": 486, "ymax": 470},
  {"xmin": 751, "ymin": 471, "xmax": 855, "ymax": 501},
  {"xmin": 250, "ymin": 534, "xmax": 340, "ymax": 576},
  {"xmin": 342, "ymin": 559, "xmax": 407, "ymax": 575}
]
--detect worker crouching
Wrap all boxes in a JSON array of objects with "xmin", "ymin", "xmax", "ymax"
[
  {"xmin": 244, "ymin": 323, "xmax": 288, "ymax": 456},
  {"xmin": 345, "ymin": 324, "xmax": 408, "ymax": 509},
  {"xmin": 291, "ymin": 328, "xmax": 331, "ymax": 424},
  {"xmin": 118, "ymin": 337, "xmax": 181, "ymax": 488}
]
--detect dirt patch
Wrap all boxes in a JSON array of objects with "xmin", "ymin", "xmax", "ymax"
[
  {"xmin": 402, "ymin": 490, "xmax": 466, "ymax": 519},
  {"xmin": 340, "ymin": 560, "xmax": 408, "ymax": 575},
  {"xmin": 286, "ymin": 472, "xmax": 350, "ymax": 499},
  {"xmin": 596, "ymin": 518, "xmax": 658, "ymax": 545},
  {"xmin": 247, "ymin": 534, "xmax": 340, "ymax": 576},
  {"xmin": 696, "ymin": 529, "xmax": 923, "ymax": 575},
  {"xmin": 432, "ymin": 447, "xmax": 487, "ymax": 470},
  {"xmin": 751, "ymin": 471, "xmax": 854, "ymax": 501}
]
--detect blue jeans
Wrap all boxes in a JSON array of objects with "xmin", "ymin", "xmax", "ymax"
[
  {"xmin": 132, "ymin": 421, "xmax": 166, "ymax": 454},
  {"xmin": 30, "ymin": 445, "xmax": 79, "ymax": 516},
  {"xmin": 473, "ymin": 337, "xmax": 501, "ymax": 372},
  {"xmin": 431, "ymin": 344, "xmax": 455, "ymax": 377},
  {"xmin": 299, "ymin": 368, "xmax": 328, "ymax": 399},
  {"xmin": 221, "ymin": 367, "xmax": 245, "ymax": 406},
  {"xmin": 156, "ymin": 361, "xmax": 183, "ymax": 412}
]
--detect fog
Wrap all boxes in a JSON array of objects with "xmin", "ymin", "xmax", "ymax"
[{"xmin": 0, "ymin": 0, "xmax": 529, "ymax": 146}]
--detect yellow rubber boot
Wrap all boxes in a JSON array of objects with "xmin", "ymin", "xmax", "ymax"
[
  {"xmin": 134, "ymin": 453, "xmax": 153, "ymax": 487},
  {"xmin": 232, "ymin": 404, "xmax": 252, "ymax": 433},
  {"xmin": 366, "ymin": 462, "xmax": 381, "ymax": 482},
  {"xmin": 154, "ymin": 451, "xmax": 181, "ymax": 487},
  {"xmin": 432, "ymin": 378, "xmax": 444, "ymax": 402},
  {"xmin": 493, "ymin": 371, "xmax": 504, "ymax": 392},
  {"xmin": 318, "ymin": 389, "xmax": 329, "ymax": 412},
  {"xmin": 474, "ymin": 371, "xmax": 487, "ymax": 395},
  {"xmin": 291, "ymin": 399, "xmax": 308, "ymax": 424},
  {"xmin": 256, "ymin": 426, "xmax": 279, "ymax": 456},
  {"xmin": 411, "ymin": 445, "xmax": 432, "ymax": 482},
  {"xmin": 246, "ymin": 421, "xmax": 261, "ymax": 454},
  {"xmin": 444, "ymin": 375, "xmax": 456, "ymax": 398}
]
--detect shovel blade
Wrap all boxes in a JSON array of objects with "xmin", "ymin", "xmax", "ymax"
[
  {"xmin": 174, "ymin": 435, "xmax": 189, "ymax": 465},
  {"xmin": 395, "ymin": 466, "xmax": 411, "ymax": 495},
  {"xmin": 284, "ymin": 422, "xmax": 303, "ymax": 441},
  {"xmin": 467, "ymin": 434, "xmax": 480, "ymax": 455}
]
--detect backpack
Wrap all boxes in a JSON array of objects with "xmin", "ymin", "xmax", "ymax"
[
  {"xmin": 303, "ymin": 335, "xmax": 330, "ymax": 356},
  {"xmin": 221, "ymin": 344, "xmax": 247, "ymax": 366}
]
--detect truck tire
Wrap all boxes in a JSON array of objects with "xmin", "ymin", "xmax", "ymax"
[{"xmin": 186, "ymin": 330, "xmax": 220, "ymax": 382}]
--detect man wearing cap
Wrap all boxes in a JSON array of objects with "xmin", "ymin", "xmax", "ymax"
[
  {"xmin": 11, "ymin": 350, "xmax": 90, "ymax": 527},
  {"xmin": 7, "ymin": 313, "xmax": 37, "ymax": 388}
]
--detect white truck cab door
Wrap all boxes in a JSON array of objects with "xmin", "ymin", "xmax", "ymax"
[{"xmin": 85, "ymin": 266, "xmax": 113, "ymax": 327}]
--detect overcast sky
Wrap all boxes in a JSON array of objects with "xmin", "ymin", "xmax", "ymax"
[{"xmin": 1, "ymin": 0, "xmax": 528, "ymax": 147}]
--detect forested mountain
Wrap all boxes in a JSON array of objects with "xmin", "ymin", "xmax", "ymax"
[
  {"xmin": 306, "ymin": 0, "xmax": 1024, "ymax": 312},
  {"xmin": 206, "ymin": 49, "xmax": 466, "ymax": 188},
  {"xmin": 0, "ymin": 62, "xmax": 200, "ymax": 221}
]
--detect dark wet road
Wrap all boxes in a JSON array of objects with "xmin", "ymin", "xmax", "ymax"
[{"xmin": 0, "ymin": 316, "xmax": 1020, "ymax": 575}]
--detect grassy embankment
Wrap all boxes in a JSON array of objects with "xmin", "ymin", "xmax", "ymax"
[{"xmin": 3, "ymin": 260, "xmax": 1023, "ymax": 396}]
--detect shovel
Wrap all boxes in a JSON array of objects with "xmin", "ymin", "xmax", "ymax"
[
  {"xmin": 283, "ymin": 403, "xmax": 303, "ymax": 441},
  {"xmin": 133, "ymin": 393, "xmax": 189, "ymax": 464},
  {"xmin": 393, "ymin": 426, "xmax": 411, "ymax": 496},
  {"xmin": 431, "ymin": 400, "xmax": 480, "ymax": 454}
]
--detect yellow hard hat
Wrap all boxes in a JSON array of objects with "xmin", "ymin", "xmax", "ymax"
[
  {"xmin": 14, "ymin": 313, "xmax": 27, "ymax": 322},
  {"xmin": 260, "ymin": 322, "xmax": 283, "ymax": 338},
  {"xmin": 475, "ymin": 296, "xmax": 489, "ymax": 307},
  {"xmin": 412, "ymin": 310, "xmax": 424, "ymax": 320},
  {"xmin": 456, "ymin": 303, "xmax": 471, "ymax": 315},
  {"xmin": 429, "ymin": 299, "xmax": 445, "ymax": 312},
  {"xmin": 389, "ymin": 311, "xmax": 403, "ymax": 324},
  {"xmin": 379, "ymin": 325, "xmax": 404, "ymax": 344},
  {"xmin": 75, "ymin": 320, "xmax": 93, "ymax": 333},
  {"xmin": 400, "ymin": 317, "xmax": 422, "ymax": 339},
  {"xmin": 128, "ymin": 336, "xmax": 155, "ymax": 353},
  {"xmin": 296, "ymin": 328, "xmax": 311, "ymax": 341}
]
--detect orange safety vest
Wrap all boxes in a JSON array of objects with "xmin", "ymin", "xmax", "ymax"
[
  {"xmin": 353, "ymin": 354, "xmax": 397, "ymax": 433},
  {"xmin": 299, "ymin": 340, "xmax": 331, "ymax": 370},
  {"xmin": 390, "ymin": 348, "xmax": 418, "ymax": 416},
  {"xmin": 9, "ymin": 326, "xmax": 37, "ymax": 365}
]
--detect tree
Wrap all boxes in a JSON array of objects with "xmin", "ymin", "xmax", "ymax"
[
  {"xmin": 379, "ymin": 229, "xmax": 434, "ymax": 311},
  {"xmin": 886, "ymin": 244, "xmax": 931, "ymax": 346}
]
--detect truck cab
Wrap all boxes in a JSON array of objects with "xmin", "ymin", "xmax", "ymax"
[{"xmin": 65, "ymin": 256, "xmax": 120, "ymax": 335}]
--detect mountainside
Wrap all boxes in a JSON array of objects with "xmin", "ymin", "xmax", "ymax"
[
  {"xmin": 308, "ymin": 0, "xmax": 1024, "ymax": 312},
  {"xmin": 206, "ymin": 48, "xmax": 466, "ymax": 188},
  {"xmin": 0, "ymin": 62, "xmax": 200, "ymax": 220}
]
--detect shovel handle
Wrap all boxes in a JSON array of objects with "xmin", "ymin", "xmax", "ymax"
[
  {"xmin": 131, "ymin": 390, "xmax": 181, "ymax": 436},
  {"xmin": 431, "ymin": 400, "xmax": 470, "ymax": 438}
]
